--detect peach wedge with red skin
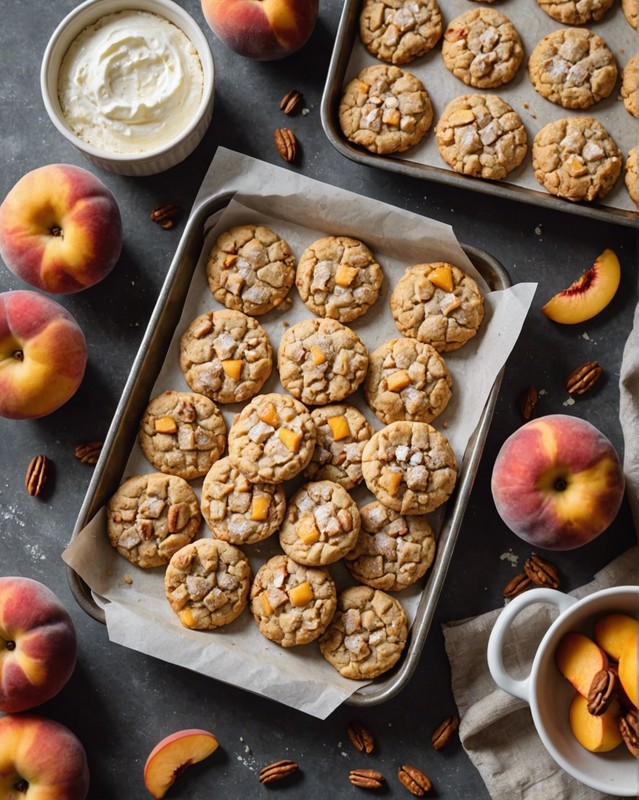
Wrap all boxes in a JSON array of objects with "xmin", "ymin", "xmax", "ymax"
[
  {"xmin": 0, "ymin": 290, "xmax": 87, "ymax": 419},
  {"xmin": 0, "ymin": 163, "xmax": 122, "ymax": 294},
  {"xmin": 144, "ymin": 729, "xmax": 220, "ymax": 799},
  {"xmin": 0, "ymin": 713, "xmax": 89, "ymax": 800},
  {"xmin": 490, "ymin": 414, "xmax": 625, "ymax": 550},
  {"xmin": 0, "ymin": 576, "xmax": 78, "ymax": 713},
  {"xmin": 201, "ymin": 0, "xmax": 319, "ymax": 60},
  {"xmin": 541, "ymin": 249, "xmax": 621, "ymax": 324},
  {"xmin": 555, "ymin": 632, "xmax": 609, "ymax": 697},
  {"xmin": 594, "ymin": 613, "xmax": 639, "ymax": 661}
]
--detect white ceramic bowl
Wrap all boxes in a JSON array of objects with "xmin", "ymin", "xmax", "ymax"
[
  {"xmin": 41, "ymin": 0, "xmax": 214, "ymax": 176},
  {"xmin": 487, "ymin": 585, "xmax": 639, "ymax": 797}
]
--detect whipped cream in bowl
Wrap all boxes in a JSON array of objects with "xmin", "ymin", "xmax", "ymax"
[{"xmin": 41, "ymin": 0, "xmax": 214, "ymax": 175}]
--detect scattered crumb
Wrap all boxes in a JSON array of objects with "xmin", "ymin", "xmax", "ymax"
[
  {"xmin": 442, "ymin": 420, "xmax": 449, "ymax": 428},
  {"xmin": 302, "ymin": 107, "xmax": 310, "ymax": 116},
  {"xmin": 539, "ymin": 388, "xmax": 547, "ymax": 396},
  {"xmin": 563, "ymin": 396, "xmax": 576, "ymax": 407},
  {"xmin": 581, "ymin": 332, "xmax": 593, "ymax": 341},
  {"xmin": 282, "ymin": 320, "xmax": 290, "ymax": 328},
  {"xmin": 534, "ymin": 225, "xmax": 542, "ymax": 236},
  {"xmin": 123, "ymin": 574, "xmax": 133, "ymax": 585},
  {"xmin": 499, "ymin": 551, "xmax": 519, "ymax": 566}
]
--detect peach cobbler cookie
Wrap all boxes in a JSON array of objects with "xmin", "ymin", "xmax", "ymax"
[
  {"xmin": 359, "ymin": 0, "xmax": 443, "ymax": 65},
  {"xmin": 227, "ymin": 392, "xmax": 316, "ymax": 484},
  {"xmin": 621, "ymin": 54, "xmax": 639, "ymax": 118},
  {"xmin": 107, "ymin": 473, "xmax": 201, "ymax": 568},
  {"xmin": 537, "ymin": 0, "xmax": 614, "ymax": 24},
  {"xmin": 319, "ymin": 585, "xmax": 408, "ymax": 680},
  {"xmin": 164, "ymin": 538, "xmax": 251, "ymax": 630},
  {"xmin": 250, "ymin": 555, "xmax": 337, "ymax": 647}
]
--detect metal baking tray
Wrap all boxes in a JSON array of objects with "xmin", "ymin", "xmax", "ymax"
[
  {"xmin": 66, "ymin": 187, "xmax": 511, "ymax": 707},
  {"xmin": 320, "ymin": 0, "xmax": 639, "ymax": 228}
]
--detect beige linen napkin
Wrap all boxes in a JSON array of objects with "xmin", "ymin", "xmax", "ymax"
[
  {"xmin": 620, "ymin": 302, "xmax": 639, "ymax": 529},
  {"xmin": 442, "ymin": 546, "xmax": 639, "ymax": 800}
]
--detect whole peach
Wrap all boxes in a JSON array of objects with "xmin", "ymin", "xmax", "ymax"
[
  {"xmin": 0, "ymin": 290, "xmax": 87, "ymax": 419},
  {"xmin": 0, "ymin": 714, "xmax": 89, "ymax": 800},
  {"xmin": 491, "ymin": 414, "xmax": 625, "ymax": 550},
  {"xmin": 0, "ymin": 577, "xmax": 78, "ymax": 712},
  {"xmin": 201, "ymin": 0, "xmax": 319, "ymax": 60},
  {"xmin": 0, "ymin": 163, "xmax": 122, "ymax": 293}
]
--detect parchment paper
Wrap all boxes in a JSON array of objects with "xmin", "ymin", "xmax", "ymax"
[{"xmin": 63, "ymin": 148, "xmax": 536, "ymax": 719}]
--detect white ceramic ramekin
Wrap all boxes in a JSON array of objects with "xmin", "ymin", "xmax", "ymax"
[
  {"xmin": 40, "ymin": 0, "xmax": 214, "ymax": 176},
  {"xmin": 487, "ymin": 585, "xmax": 639, "ymax": 797}
]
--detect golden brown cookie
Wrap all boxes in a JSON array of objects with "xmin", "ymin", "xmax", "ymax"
[
  {"xmin": 441, "ymin": 8, "xmax": 524, "ymax": 89},
  {"xmin": 164, "ymin": 538, "xmax": 251, "ymax": 630},
  {"xmin": 621, "ymin": 54, "xmax": 639, "ymax": 118},
  {"xmin": 250, "ymin": 555, "xmax": 337, "ymax": 647},
  {"xmin": 625, "ymin": 147, "xmax": 639, "ymax": 204},
  {"xmin": 532, "ymin": 117, "xmax": 622, "ymax": 202},
  {"xmin": 206, "ymin": 224, "xmax": 296, "ymax": 316},
  {"xmin": 339, "ymin": 64, "xmax": 434, "ymax": 155},
  {"xmin": 359, "ymin": 0, "xmax": 443, "ymax": 65},
  {"xmin": 537, "ymin": 0, "xmax": 615, "ymax": 24},
  {"xmin": 138, "ymin": 390, "xmax": 226, "ymax": 480},
  {"xmin": 623, "ymin": 0, "xmax": 638, "ymax": 27}
]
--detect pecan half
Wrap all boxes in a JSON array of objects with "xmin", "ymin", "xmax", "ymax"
[
  {"xmin": 280, "ymin": 89, "xmax": 303, "ymax": 115},
  {"xmin": 274, "ymin": 128, "xmax": 297, "ymax": 162},
  {"xmin": 619, "ymin": 708, "xmax": 639, "ymax": 758},
  {"xmin": 74, "ymin": 441, "xmax": 103, "ymax": 465},
  {"xmin": 150, "ymin": 202, "xmax": 181, "ymax": 230},
  {"xmin": 258, "ymin": 760, "xmax": 298, "ymax": 784},
  {"xmin": 346, "ymin": 720, "xmax": 374, "ymax": 754},
  {"xmin": 566, "ymin": 361, "xmax": 602, "ymax": 395},
  {"xmin": 503, "ymin": 572, "xmax": 532, "ymax": 600},
  {"xmin": 431, "ymin": 716, "xmax": 459, "ymax": 750},
  {"xmin": 397, "ymin": 764, "xmax": 432, "ymax": 796},
  {"xmin": 349, "ymin": 769, "xmax": 384, "ymax": 789},
  {"xmin": 25, "ymin": 455, "xmax": 48, "ymax": 497},
  {"xmin": 587, "ymin": 667, "xmax": 617, "ymax": 716},
  {"xmin": 524, "ymin": 553, "xmax": 560, "ymax": 589},
  {"xmin": 519, "ymin": 385, "xmax": 539, "ymax": 420}
]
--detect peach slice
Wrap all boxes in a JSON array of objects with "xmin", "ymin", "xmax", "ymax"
[
  {"xmin": 144, "ymin": 729, "xmax": 219, "ymax": 799},
  {"xmin": 541, "ymin": 249, "xmax": 621, "ymax": 324},
  {"xmin": 618, "ymin": 631, "xmax": 638, "ymax": 708},
  {"xmin": 594, "ymin": 614, "xmax": 639, "ymax": 661},
  {"xmin": 555, "ymin": 632, "xmax": 609, "ymax": 696},
  {"xmin": 569, "ymin": 692, "xmax": 623, "ymax": 753}
]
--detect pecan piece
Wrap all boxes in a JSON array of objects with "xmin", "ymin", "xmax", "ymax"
[
  {"xmin": 74, "ymin": 441, "xmax": 103, "ymax": 465},
  {"xmin": 519, "ymin": 385, "xmax": 539, "ymax": 420},
  {"xmin": 503, "ymin": 572, "xmax": 532, "ymax": 600},
  {"xmin": 346, "ymin": 720, "xmax": 374, "ymax": 754},
  {"xmin": 397, "ymin": 764, "xmax": 432, "ymax": 796},
  {"xmin": 523, "ymin": 553, "xmax": 560, "ymax": 589},
  {"xmin": 280, "ymin": 89, "xmax": 303, "ymax": 115},
  {"xmin": 587, "ymin": 667, "xmax": 617, "ymax": 716},
  {"xmin": 25, "ymin": 455, "xmax": 48, "ymax": 497},
  {"xmin": 566, "ymin": 361, "xmax": 602, "ymax": 395},
  {"xmin": 150, "ymin": 202, "xmax": 181, "ymax": 230},
  {"xmin": 619, "ymin": 708, "xmax": 639, "ymax": 758},
  {"xmin": 431, "ymin": 716, "xmax": 459, "ymax": 750},
  {"xmin": 258, "ymin": 759, "xmax": 298, "ymax": 784},
  {"xmin": 274, "ymin": 128, "xmax": 297, "ymax": 162},
  {"xmin": 349, "ymin": 769, "xmax": 384, "ymax": 789}
]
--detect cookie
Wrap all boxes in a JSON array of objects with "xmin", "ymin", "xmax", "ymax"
[
  {"xmin": 107, "ymin": 473, "xmax": 201, "ymax": 568},
  {"xmin": 435, "ymin": 93, "xmax": 528, "ymax": 181},
  {"xmin": 164, "ymin": 538, "xmax": 251, "ymax": 630},
  {"xmin": 441, "ymin": 8, "xmax": 524, "ymax": 89},
  {"xmin": 179, "ymin": 309, "xmax": 273, "ymax": 404},
  {"xmin": 536, "ymin": 0, "xmax": 614, "ymax": 24},
  {"xmin": 250, "ymin": 555, "xmax": 337, "ymax": 647},
  {"xmin": 361, "ymin": 420, "xmax": 457, "ymax": 515},
  {"xmin": 364, "ymin": 337, "xmax": 452, "ymax": 425},
  {"xmin": 626, "ymin": 147, "xmax": 639, "ymax": 204},
  {"xmin": 390, "ymin": 262, "xmax": 485, "ymax": 352},
  {"xmin": 345, "ymin": 501, "xmax": 436, "ymax": 591},
  {"xmin": 623, "ymin": 0, "xmax": 638, "ymax": 27},
  {"xmin": 621, "ymin": 54, "xmax": 639, "ymax": 118},
  {"xmin": 277, "ymin": 317, "xmax": 369, "ymax": 406},
  {"xmin": 227, "ymin": 392, "xmax": 316, "ymax": 484},
  {"xmin": 278, "ymin": 480, "xmax": 361, "ymax": 566},
  {"xmin": 528, "ymin": 29, "xmax": 618, "ymax": 110},
  {"xmin": 532, "ymin": 116, "xmax": 622, "ymax": 202},
  {"xmin": 303, "ymin": 404, "xmax": 374, "ymax": 490},
  {"xmin": 138, "ymin": 390, "xmax": 226, "ymax": 480},
  {"xmin": 295, "ymin": 236, "xmax": 384, "ymax": 323},
  {"xmin": 339, "ymin": 64, "xmax": 434, "ymax": 155},
  {"xmin": 206, "ymin": 224, "xmax": 296, "ymax": 316},
  {"xmin": 318, "ymin": 585, "xmax": 408, "ymax": 680},
  {"xmin": 359, "ymin": 0, "xmax": 443, "ymax": 65},
  {"xmin": 200, "ymin": 457, "xmax": 286, "ymax": 545}
]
